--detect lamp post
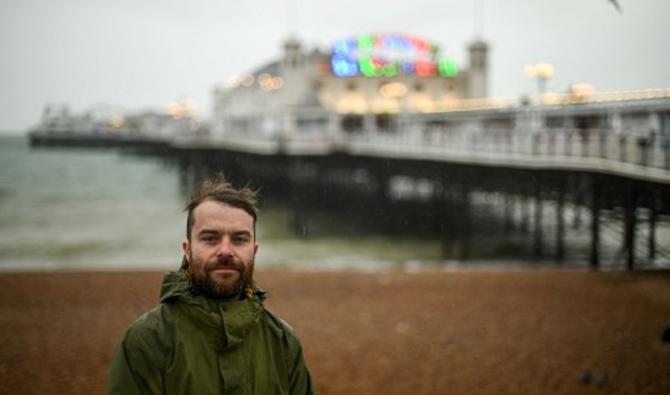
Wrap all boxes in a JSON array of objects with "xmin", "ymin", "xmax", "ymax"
[{"xmin": 525, "ymin": 63, "xmax": 555, "ymax": 97}]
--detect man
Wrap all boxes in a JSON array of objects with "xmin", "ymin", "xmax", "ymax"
[{"xmin": 107, "ymin": 177, "xmax": 316, "ymax": 394}]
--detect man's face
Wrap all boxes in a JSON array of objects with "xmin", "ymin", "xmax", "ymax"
[{"xmin": 182, "ymin": 200, "xmax": 258, "ymax": 299}]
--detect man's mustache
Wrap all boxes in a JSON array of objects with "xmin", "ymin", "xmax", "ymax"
[{"xmin": 207, "ymin": 258, "xmax": 243, "ymax": 271}]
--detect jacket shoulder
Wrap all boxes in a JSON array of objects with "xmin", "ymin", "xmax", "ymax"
[
  {"xmin": 260, "ymin": 308, "xmax": 317, "ymax": 394},
  {"xmin": 260, "ymin": 308, "xmax": 305, "ymax": 352},
  {"xmin": 262, "ymin": 308, "xmax": 298, "ymax": 337},
  {"xmin": 120, "ymin": 304, "xmax": 175, "ymax": 368}
]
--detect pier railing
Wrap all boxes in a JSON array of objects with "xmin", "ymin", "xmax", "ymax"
[{"xmin": 196, "ymin": 126, "xmax": 670, "ymax": 184}]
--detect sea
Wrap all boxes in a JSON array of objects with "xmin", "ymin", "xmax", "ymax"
[{"xmin": 0, "ymin": 134, "xmax": 444, "ymax": 271}]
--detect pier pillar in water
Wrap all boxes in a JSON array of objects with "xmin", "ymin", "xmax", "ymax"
[
  {"xmin": 456, "ymin": 182, "xmax": 472, "ymax": 261},
  {"xmin": 555, "ymin": 183, "xmax": 565, "ymax": 263},
  {"xmin": 623, "ymin": 181, "xmax": 638, "ymax": 270},
  {"xmin": 503, "ymin": 192, "xmax": 514, "ymax": 232},
  {"xmin": 178, "ymin": 155, "xmax": 192, "ymax": 197},
  {"xmin": 532, "ymin": 181, "xmax": 543, "ymax": 260},
  {"xmin": 648, "ymin": 190, "xmax": 658, "ymax": 263},
  {"xmin": 519, "ymin": 194, "xmax": 530, "ymax": 234},
  {"xmin": 572, "ymin": 176, "xmax": 584, "ymax": 230},
  {"xmin": 288, "ymin": 159, "xmax": 311, "ymax": 238},
  {"xmin": 589, "ymin": 177, "xmax": 601, "ymax": 268},
  {"xmin": 436, "ymin": 180, "xmax": 452, "ymax": 259}
]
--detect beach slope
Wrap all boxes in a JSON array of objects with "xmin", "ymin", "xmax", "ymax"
[{"xmin": 0, "ymin": 269, "xmax": 668, "ymax": 395}]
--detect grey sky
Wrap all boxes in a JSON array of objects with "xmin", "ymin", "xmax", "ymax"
[{"xmin": 1, "ymin": 0, "xmax": 669, "ymax": 132}]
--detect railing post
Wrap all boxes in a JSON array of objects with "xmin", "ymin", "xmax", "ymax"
[
  {"xmin": 580, "ymin": 129, "xmax": 588, "ymax": 157},
  {"xmin": 637, "ymin": 134, "xmax": 650, "ymax": 167},
  {"xmin": 599, "ymin": 129, "xmax": 607, "ymax": 159},
  {"xmin": 532, "ymin": 132, "xmax": 540, "ymax": 155}
]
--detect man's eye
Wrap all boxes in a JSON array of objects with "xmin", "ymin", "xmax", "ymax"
[
  {"xmin": 201, "ymin": 235, "xmax": 217, "ymax": 243},
  {"xmin": 233, "ymin": 235, "xmax": 250, "ymax": 244}
]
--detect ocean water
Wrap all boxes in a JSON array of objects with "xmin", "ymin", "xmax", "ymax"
[
  {"xmin": 0, "ymin": 135, "xmax": 185, "ymax": 270},
  {"xmin": 0, "ymin": 135, "xmax": 442, "ymax": 271}
]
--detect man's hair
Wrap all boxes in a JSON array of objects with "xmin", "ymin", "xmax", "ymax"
[{"xmin": 184, "ymin": 175, "xmax": 259, "ymax": 241}]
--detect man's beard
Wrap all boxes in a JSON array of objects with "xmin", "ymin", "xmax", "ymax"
[{"xmin": 187, "ymin": 254, "xmax": 254, "ymax": 300}]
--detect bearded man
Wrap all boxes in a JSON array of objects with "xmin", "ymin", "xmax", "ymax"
[{"xmin": 107, "ymin": 177, "xmax": 316, "ymax": 395}]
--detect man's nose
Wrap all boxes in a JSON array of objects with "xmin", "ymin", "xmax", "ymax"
[{"xmin": 216, "ymin": 238, "xmax": 234, "ymax": 258}]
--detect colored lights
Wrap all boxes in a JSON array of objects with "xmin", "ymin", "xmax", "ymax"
[
  {"xmin": 330, "ymin": 33, "xmax": 458, "ymax": 78},
  {"xmin": 438, "ymin": 58, "xmax": 458, "ymax": 77},
  {"xmin": 415, "ymin": 60, "xmax": 436, "ymax": 77},
  {"xmin": 332, "ymin": 56, "xmax": 358, "ymax": 77}
]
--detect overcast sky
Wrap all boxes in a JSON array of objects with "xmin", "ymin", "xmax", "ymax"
[{"xmin": 1, "ymin": 0, "xmax": 668, "ymax": 132}]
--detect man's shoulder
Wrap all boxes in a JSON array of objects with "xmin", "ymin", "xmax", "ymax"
[
  {"xmin": 122, "ymin": 303, "xmax": 175, "ymax": 348},
  {"xmin": 260, "ymin": 308, "xmax": 302, "ymax": 343},
  {"xmin": 110, "ymin": 304, "xmax": 175, "ymax": 376}
]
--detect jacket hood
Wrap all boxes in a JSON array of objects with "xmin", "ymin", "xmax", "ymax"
[
  {"xmin": 158, "ymin": 270, "xmax": 267, "ymax": 347},
  {"xmin": 159, "ymin": 270, "xmax": 267, "ymax": 302},
  {"xmin": 160, "ymin": 270, "xmax": 193, "ymax": 302}
]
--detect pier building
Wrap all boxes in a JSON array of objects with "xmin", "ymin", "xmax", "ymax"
[{"xmin": 211, "ymin": 34, "xmax": 487, "ymax": 141}]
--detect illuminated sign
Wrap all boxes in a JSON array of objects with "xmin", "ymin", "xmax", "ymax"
[{"xmin": 330, "ymin": 33, "xmax": 458, "ymax": 78}]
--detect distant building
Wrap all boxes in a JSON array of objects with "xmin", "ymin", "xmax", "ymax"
[{"xmin": 211, "ymin": 34, "xmax": 489, "ymax": 139}]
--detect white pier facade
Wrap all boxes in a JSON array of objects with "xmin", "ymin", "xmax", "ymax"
[{"xmin": 189, "ymin": 90, "xmax": 670, "ymax": 184}]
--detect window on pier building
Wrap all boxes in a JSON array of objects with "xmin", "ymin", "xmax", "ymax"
[
  {"xmin": 376, "ymin": 113, "xmax": 396, "ymax": 132},
  {"xmin": 545, "ymin": 116, "xmax": 565, "ymax": 128},
  {"xmin": 297, "ymin": 117, "xmax": 328, "ymax": 133},
  {"xmin": 575, "ymin": 115, "xmax": 602, "ymax": 130},
  {"xmin": 484, "ymin": 117, "xmax": 514, "ymax": 131},
  {"xmin": 341, "ymin": 114, "xmax": 364, "ymax": 133}
]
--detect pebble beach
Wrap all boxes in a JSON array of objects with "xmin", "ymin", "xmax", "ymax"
[{"xmin": 1, "ymin": 269, "xmax": 669, "ymax": 395}]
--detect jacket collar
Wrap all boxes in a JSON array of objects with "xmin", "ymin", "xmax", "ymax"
[{"xmin": 159, "ymin": 270, "xmax": 266, "ymax": 347}]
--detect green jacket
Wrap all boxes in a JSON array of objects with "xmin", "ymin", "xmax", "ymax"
[{"xmin": 107, "ymin": 270, "xmax": 316, "ymax": 395}]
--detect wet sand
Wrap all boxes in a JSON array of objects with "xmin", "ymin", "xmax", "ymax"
[{"xmin": 0, "ymin": 269, "xmax": 669, "ymax": 395}]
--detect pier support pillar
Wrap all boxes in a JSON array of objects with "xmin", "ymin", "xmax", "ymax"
[
  {"xmin": 520, "ymin": 195, "xmax": 530, "ymax": 234},
  {"xmin": 457, "ymin": 182, "xmax": 472, "ymax": 261},
  {"xmin": 649, "ymin": 204, "xmax": 657, "ymax": 263},
  {"xmin": 623, "ymin": 182, "xmax": 638, "ymax": 271},
  {"xmin": 573, "ymin": 194, "xmax": 583, "ymax": 229},
  {"xmin": 647, "ymin": 188, "xmax": 659, "ymax": 264},
  {"xmin": 288, "ymin": 160, "xmax": 308, "ymax": 238},
  {"xmin": 178, "ymin": 156, "xmax": 192, "ymax": 197},
  {"xmin": 589, "ymin": 177, "xmax": 601, "ymax": 269},
  {"xmin": 555, "ymin": 184, "xmax": 565, "ymax": 263},
  {"xmin": 532, "ymin": 181, "xmax": 543, "ymax": 260},
  {"xmin": 503, "ymin": 192, "xmax": 514, "ymax": 232}
]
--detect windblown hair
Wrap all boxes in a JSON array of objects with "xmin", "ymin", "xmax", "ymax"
[{"xmin": 184, "ymin": 175, "xmax": 259, "ymax": 242}]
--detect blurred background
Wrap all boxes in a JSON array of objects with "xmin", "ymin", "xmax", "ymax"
[{"xmin": 1, "ymin": 0, "xmax": 669, "ymax": 270}]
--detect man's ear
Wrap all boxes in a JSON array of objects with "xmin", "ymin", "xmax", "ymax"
[
  {"xmin": 180, "ymin": 255, "xmax": 190, "ymax": 270},
  {"xmin": 181, "ymin": 239, "xmax": 191, "ymax": 270},
  {"xmin": 254, "ymin": 242, "xmax": 259, "ymax": 256},
  {"xmin": 182, "ymin": 239, "xmax": 191, "ymax": 259}
]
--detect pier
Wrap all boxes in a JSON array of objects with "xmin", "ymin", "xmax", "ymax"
[
  {"xmin": 170, "ymin": 125, "xmax": 669, "ymax": 269},
  {"xmin": 29, "ymin": 93, "xmax": 670, "ymax": 269}
]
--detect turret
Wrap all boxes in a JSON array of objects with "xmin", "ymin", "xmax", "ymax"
[
  {"xmin": 281, "ymin": 37, "xmax": 304, "ymax": 71},
  {"xmin": 467, "ymin": 40, "xmax": 488, "ymax": 98}
]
